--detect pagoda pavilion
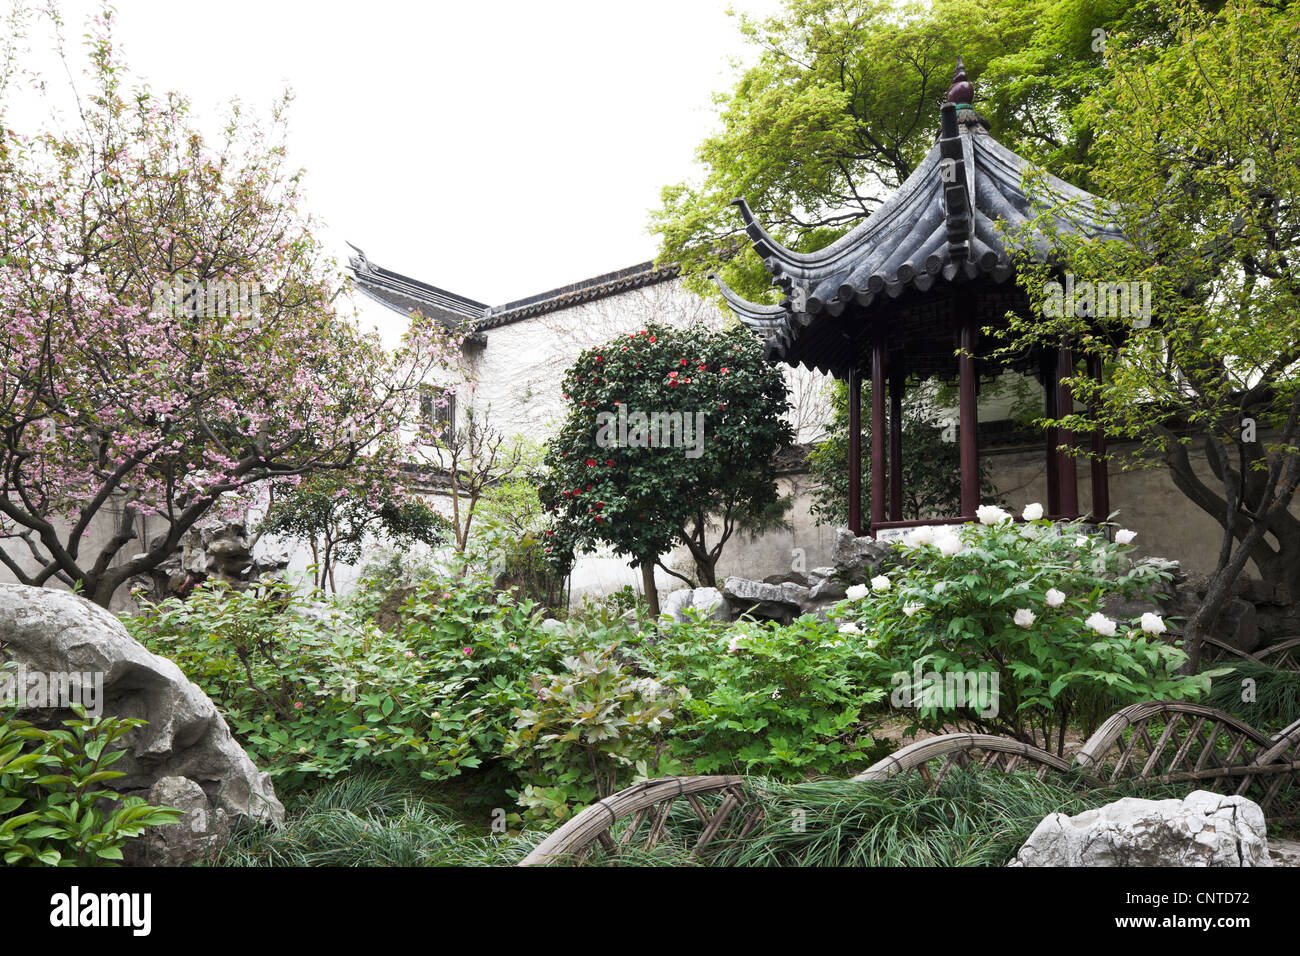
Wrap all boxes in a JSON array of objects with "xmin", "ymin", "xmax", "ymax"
[{"xmin": 716, "ymin": 59, "xmax": 1126, "ymax": 538}]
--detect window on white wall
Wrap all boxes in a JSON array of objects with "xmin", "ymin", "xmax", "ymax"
[{"xmin": 421, "ymin": 388, "xmax": 456, "ymax": 441}]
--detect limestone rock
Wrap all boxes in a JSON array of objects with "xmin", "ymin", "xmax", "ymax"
[
  {"xmin": 123, "ymin": 776, "xmax": 232, "ymax": 867},
  {"xmin": 830, "ymin": 530, "xmax": 891, "ymax": 583},
  {"xmin": 0, "ymin": 584, "xmax": 284, "ymax": 828},
  {"xmin": 1010, "ymin": 790, "xmax": 1271, "ymax": 867},
  {"xmin": 661, "ymin": 587, "xmax": 731, "ymax": 624},
  {"xmin": 722, "ymin": 577, "xmax": 808, "ymax": 624}
]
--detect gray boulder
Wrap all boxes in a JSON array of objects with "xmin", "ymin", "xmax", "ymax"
[
  {"xmin": 123, "ymin": 776, "xmax": 232, "ymax": 867},
  {"xmin": 830, "ymin": 530, "xmax": 891, "ymax": 583},
  {"xmin": 1010, "ymin": 790, "xmax": 1271, "ymax": 867},
  {"xmin": 660, "ymin": 587, "xmax": 732, "ymax": 625},
  {"xmin": 0, "ymin": 584, "xmax": 284, "ymax": 837},
  {"xmin": 722, "ymin": 577, "xmax": 809, "ymax": 624}
]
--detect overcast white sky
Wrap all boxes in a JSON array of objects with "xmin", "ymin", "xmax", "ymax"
[{"xmin": 12, "ymin": 0, "xmax": 782, "ymax": 304}]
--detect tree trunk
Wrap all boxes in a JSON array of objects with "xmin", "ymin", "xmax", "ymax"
[{"xmin": 639, "ymin": 557, "xmax": 659, "ymax": 617}]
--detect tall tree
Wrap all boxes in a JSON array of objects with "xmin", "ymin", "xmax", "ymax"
[
  {"xmin": 1002, "ymin": 0, "xmax": 1300, "ymax": 662},
  {"xmin": 0, "ymin": 7, "xmax": 460, "ymax": 606},
  {"xmin": 540, "ymin": 323, "xmax": 793, "ymax": 612}
]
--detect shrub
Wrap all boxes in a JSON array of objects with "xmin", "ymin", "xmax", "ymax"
[
  {"xmin": 836, "ymin": 512, "xmax": 1215, "ymax": 753},
  {"xmin": 126, "ymin": 576, "xmax": 592, "ymax": 791},
  {"xmin": 0, "ymin": 705, "xmax": 180, "ymax": 866},
  {"xmin": 635, "ymin": 613, "xmax": 889, "ymax": 778},
  {"xmin": 505, "ymin": 644, "xmax": 678, "ymax": 823}
]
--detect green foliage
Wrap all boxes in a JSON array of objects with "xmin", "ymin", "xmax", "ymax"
[
  {"xmin": 126, "ymin": 577, "xmax": 588, "ymax": 791},
  {"xmin": 505, "ymin": 645, "xmax": 679, "ymax": 822},
  {"xmin": 806, "ymin": 378, "xmax": 999, "ymax": 525},
  {"xmin": 708, "ymin": 768, "xmax": 1189, "ymax": 866},
  {"xmin": 1205, "ymin": 661, "xmax": 1300, "ymax": 734},
  {"xmin": 0, "ymin": 705, "xmax": 181, "ymax": 866},
  {"xmin": 837, "ymin": 514, "xmax": 1216, "ymax": 752},
  {"xmin": 217, "ymin": 773, "xmax": 539, "ymax": 867},
  {"xmin": 651, "ymin": 0, "xmax": 1169, "ymax": 302},
  {"xmin": 634, "ymin": 614, "xmax": 890, "ymax": 778},
  {"xmin": 540, "ymin": 322, "xmax": 793, "ymax": 586},
  {"xmin": 999, "ymin": 0, "xmax": 1300, "ymax": 607},
  {"xmin": 259, "ymin": 472, "xmax": 447, "ymax": 593}
]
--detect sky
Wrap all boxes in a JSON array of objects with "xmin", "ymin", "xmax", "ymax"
[{"xmin": 9, "ymin": 0, "xmax": 783, "ymax": 304}]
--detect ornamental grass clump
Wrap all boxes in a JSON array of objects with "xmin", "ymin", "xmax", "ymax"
[{"xmin": 834, "ymin": 509, "xmax": 1218, "ymax": 754}]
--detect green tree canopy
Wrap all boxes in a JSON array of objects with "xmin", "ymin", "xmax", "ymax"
[{"xmin": 540, "ymin": 323, "xmax": 793, "ymax": 609}]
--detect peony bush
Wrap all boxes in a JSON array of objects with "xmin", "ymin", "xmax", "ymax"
[{"xmin": 833, "ymin": 508, "xmax": 1215, "ymax": 754}]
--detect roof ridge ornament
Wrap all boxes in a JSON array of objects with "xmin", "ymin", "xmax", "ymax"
[{"xmin": 947, "ymin": 56, "xmax": 974, "ymax": 106}]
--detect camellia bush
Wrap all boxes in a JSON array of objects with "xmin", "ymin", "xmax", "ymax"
[
  {"xmin": 540, "ymin": 322, "xmax": 793, "ymax": 609},
  {"xmin": 833, "ymin": 506, "xmax": 1217, "ymax": 754}
]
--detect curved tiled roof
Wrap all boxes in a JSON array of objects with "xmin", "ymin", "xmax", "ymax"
[{"xmin": 717, "ymin": 68, "xmax": 1125, "ymax": 375}]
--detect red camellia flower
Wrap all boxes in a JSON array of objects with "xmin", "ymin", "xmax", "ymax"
[
  {"xmin": 684, "ymin": 378, "xmax": 692, "ymax": 383},
  {"xmin": 668, "ymin": 371, "xmax": 678, "ymax": 379},
  {"xmin": 586, "ymin": 458, "xmax": 597, "ymax": 467},
  {"xmin": 698, "ymin": 364, "xmax": 706, "ymax": 370},
  {"xmin": 648, "ymin": 336, "xmax": 655, "ymax": 343},
  {"xmin": 680, "ymin": 358, "xmax": 687, "ymax": 366},
  {"xmin": 595, "ymin": 355, "xmax": 603, "ymax": 362},
  {"xmin": 605, "ymin": 459, "xmax": 614, "ymax": 466},
  {"xmin": 720, "ymin": 368, "xmax": 730, "ymax": 374}
]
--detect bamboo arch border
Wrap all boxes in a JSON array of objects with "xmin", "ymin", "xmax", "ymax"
[{"xmin": 519, "ymin": 700, "xmax": 1300, "ymax": 865}]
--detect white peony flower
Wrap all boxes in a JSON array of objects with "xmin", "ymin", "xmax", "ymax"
[
  {"xmin": 1115, "ymin": 529, "xmax": 1137, "ymax": 545},
  {"xmin": 1045, "ymin": 588, "xmax": 1066, "ymax": 608},
  {"xmin": 838, "ymin": 622, "xmax": 863, "ymax": 635},
  {"xmin": 977, "ymin": 504, "xmax": 1011, "ymax": 526},
  {"xmin": 1140, "ymin": 612, "xmax": 1167, "ymax": 635},
  {"xmin": 845, "ymin": 583, "xmax": 869, "ymax": 601},
  {"xmin": 727, "ymin": 635, "xmax": 744, "ymax": 653},
  {"xmin": 1022, "ymin": 502, "xmax": 1044, "ymax": 521},
  {"xmin": 1075, "ymin": 535, "xmax": 1091, "ymax": 548},
  {"xmin": 871, "ymin": 574, "xmax": 891, "ymax": 592},
  {"xmin": 1013, "ymin": 608, "xmax": 1036, "ymax": 628},
  {"xmin": 770, "ymin": 688, "xmax": 781, "ymax": 700},
  {"xmin": 908, "ymin": 525, "xmax": 936, "ymax": 547},
  {"xmin": 936, "ymin": 534, "xmax": 963, "ymax": 557},
  {"xmin": 1086, "ymin": 612, "xmax": 1118, "ymax": 637},
  {"xmin": 903, "ymin": 602, "xmax": 923, "ymax": 618}
]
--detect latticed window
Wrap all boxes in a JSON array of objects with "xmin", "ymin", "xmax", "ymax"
[{"xmin": 420, "ymin": 389, "xmax": 455, "ymax": 441}]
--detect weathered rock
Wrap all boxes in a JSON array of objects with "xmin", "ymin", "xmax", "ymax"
[
  {"xmin": 129, "ymin": 521, "xmax": 288, "ymax": 604},
  {"xmin": 0, "ymin": 584, "xmax": 284, "ymax": 829},
  {"xmin": 1010, "ymin": 791, "xmax": 1271, "ymax": 867},
  {"xmin": 722, "ymin": 577, "xmax": 809, "ymax": 624},
  {"xmin": 763, "ymin": 571, "xmax": 809, "ymax": 587},
  {"xmin": 122, "ymin": 776, "xmax": 231, "ymax": 867},
  {"xmin": 807, "ymin": 577, "xmax": 847, "ymax": 603},
  {"xmin": 830, "ymin": 530, "xmax": 891, "ymax": 584},
  {"xmin": 660, "ymin": 587, "xmax": 731, "ymax": 624}
]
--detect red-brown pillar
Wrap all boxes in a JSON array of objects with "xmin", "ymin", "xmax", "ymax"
[
  {"xmin": 871, "ymin": 331, "xmax": 888, "ymax": 532},
  {"xmin": 1088, "ymin": 354, "xmax": 1109, "ymax": 521},
  {"xmin": 888, "ymin": 362, "xmax": 904, "ymax": 522},
  {"xmin": 1044, "ymin": 348, "xmax": 1060, "ymax": 517},
  {"xmin": 848, "ymin": 365, "xmax": 862, "ymax": 535},
  {"xmin": 1056, "ymin": 347, "xmax": 1079, "ymax": 517},
  {"xmin": 958, "ymin": 316, "xmax": 979, "ymax": 518}
]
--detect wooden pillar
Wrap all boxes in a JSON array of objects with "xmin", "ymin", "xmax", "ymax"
[
  {"xmin": 958, "ymin": 316, "xmax": 979, "ymax": 518},
  {"xmin": 888, "ymin": 362, "xmax": 904, "ymax": 522},
  {"xmin": 871, "ymin": 331, "xmax": 888, "ymax": 532},
  {"xmin": 1088, "ymin": 354, "xmax": 1110, "ymax": 521},
  {"xmin": 1043, "ymin": 348, "xmax": 1060, "ymax": 517},
  {"xmin": 1056, "ymin": 347, "xmax": 1079, "ymax": 517},
  {"xmin": 847, "ymin": 366, "xmax": 862, "ymax": 535}
]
